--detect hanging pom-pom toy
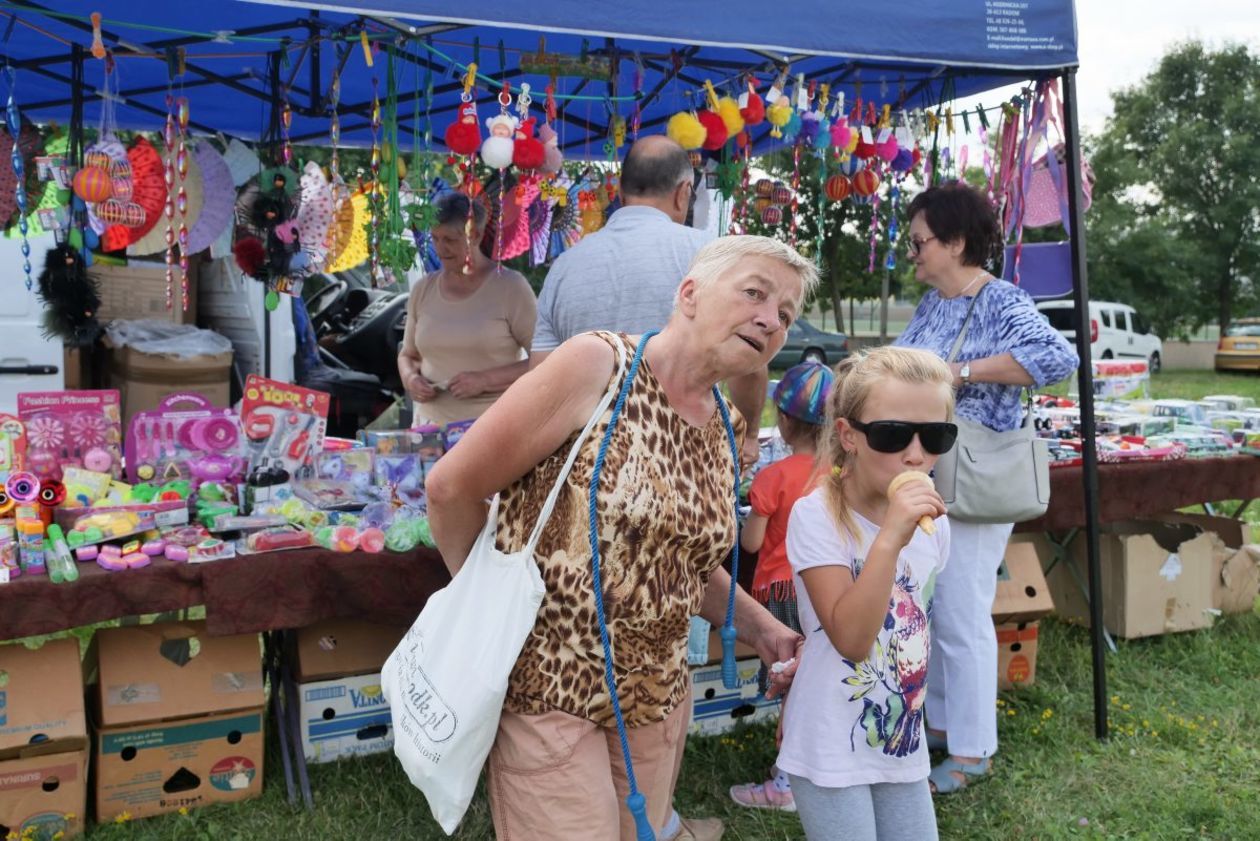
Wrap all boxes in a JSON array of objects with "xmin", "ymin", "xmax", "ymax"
[
  {"xmin": 697, "ymin": 110, "xmax": 728, "ymax": 151},
  {"xmin": 740, "ymin": 81, "xmax": 766, "ymax": 126},
  {"xmin": 798, "ymin": 112, "xmax": 820, "ymax": 146},
  {"xmin": 513, "ymin": 116, "xmax": 546, "ymax": 170},
  {"xmin": 481, "ymin": 112, "xmax": 518, "ymax": 169},
  {"xmin": 891, "ymin": 147, "xmax": 915, "ymax": 173},
  {"xmin": 538, "ymin": 122, "xmax": 563, "ymax": 174},
  {"xmin": 830, "ymin": 119, "xmax": 852, "ymax": 151},
  {"xmin": 853, "ymin": 138, "xmax": 877, "ymax": 159},
  {"xmin": 232, "ymin": 236, "xmax": 266, "ymax": 278},
  {"xmin": 716, "ymin": 97, "xmax": 745, "ymax": 137},
  {"xmin": 666, "ymin": 111, "xmax": 707, "ymax": 150},
  {"xmin": 766, "ymin": 101, "xmax": 792, "ymax": 138},
  {"xmin": 444, "ymin": 101, "xmax": 481, "ymax": 156},
  {"xmin": 876, "ymin": 134, "xmax": 900, "ymax": 163}
]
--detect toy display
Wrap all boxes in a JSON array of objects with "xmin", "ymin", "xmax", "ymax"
[
  {"xmin": 0, "ymin": 413, "xmax": 27, "ymax": 474},
  {"xmin": 0, "ymin": 523, "xmax": 18, "ymax": 580},
  {"xmin": 240, "ymin": 375, "xmax": 330, "ymax": 482},
  {"xmin": 17, "ymin": 390, "xmax": 123, "ymax": 481},
  {"xmin": 125, "ymin": 392, "xmax": 244, "ymax": 486}
]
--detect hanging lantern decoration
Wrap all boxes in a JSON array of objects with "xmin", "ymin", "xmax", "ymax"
[
  {"xmin": 770, "ymin": 183, "xmax": 792, "ymax": 205},
  {"xmin": 754, "ymin": 178, "xmax": 773, "ymax": 198},
  {"xmin": 760, "ymin": 204, "xmax": 782, "ymax": 226},
  {"xmin": 852, "ymin": 168, "xmax": 880, "ymax": 197},
  {"xmin": 825, "ymin": 174, "xmax": 852, "ymax": 202},
  {"xmin": 72, "ymin": 165, "xmax": 112, "ymax": 204}
]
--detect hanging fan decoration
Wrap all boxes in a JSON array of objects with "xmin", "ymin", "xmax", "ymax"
[
  {"xmin": 547, "ymin": 175, "xmax": 582, "ymax": 259},
  {"xmin": 185, "ymin": 140, "xmax": 235, "ymax": 255},
  {"xmin": 295, "ymin": 160, "xmax": 334, "ymax": 274},
  {"xmin": 325, "ymin": 191, "xmax": 370, "ymax": 273},
  {"xmin": 122, "ymin": 136, "xmax": 167, "ymax": 247},
  {"xmin": 128, "ymin": 133, "xmax": 203, "ymax": 257},
  {"xmin": 14, "ymin": 132, "xmax": 68, "ymax": 240}
]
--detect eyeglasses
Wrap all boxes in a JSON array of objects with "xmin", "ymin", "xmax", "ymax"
[
  {"xmin": 906, "ymin": 235, "xmax": 938, "ymax": 256},
  {"xmin": 684, "ymin": 179, "xmax": 698, "ymax": 215},
  {"xmin": 847, "ymin": 419, "xmax": 958, "ymax": 455}
]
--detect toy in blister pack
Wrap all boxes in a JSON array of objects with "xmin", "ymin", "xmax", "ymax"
[
  {"xmin": 125, "ymin": 392, "xmax": 244, "ymax": 487},
  {"xmin": 17, "ymin": 390, "xmax": 123, "ymax": 481},
  {"xmin": 315, "ymin": 448, "xmax": 375, "ymax": 486},
  {"xmin": 0, "ymin": 414, "xmax": 27, "ymax": 474},
  {"xmin": 241, "ymin": 375, "xmax": 330, "ymax": 482},
  {"xmin": 293, "ymin": 478, "xmax": 382, "ymax": 511},
  {"xmin": 357, "ymin": 428, "xmax": 422, "ymax": 455},
  {"xmin": 374, "ymin": 452, "xmax": 425, "ymax": 509},
  {"xmin": 442, "ymin": 419, "xmax": 475, "ymax": 450}
]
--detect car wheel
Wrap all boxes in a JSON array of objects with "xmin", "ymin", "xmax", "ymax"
[
  {"xmin": 802, "ymin": 348, "xmax": 825, "ymax": 365},
  {"xmin": 1149, "ymin": 352, "xmax": 1161, "ymax": 374},
  {"xmin": 1100, "ymin": 350, "xmax": 1113, "ymax": 360}
]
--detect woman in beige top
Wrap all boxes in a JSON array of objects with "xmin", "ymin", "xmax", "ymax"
[{"xmin": 397, "ymin": 192, "xmax": 537, "ymax": 426}]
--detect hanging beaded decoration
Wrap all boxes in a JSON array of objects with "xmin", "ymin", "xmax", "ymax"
[
  {"xmin": 368, "ymin": 75, "xmax": 382, "ymax": 284},
  {"xmin": 163, "ymin": 93, "xmax": 177, "ymax": 309},
  {"xmin": 176, "ymin": 97, "xmax": 190, "ymax": 311},
  {"xmin": 4, "ymin": 68, "xmax": 31, "ymax": 290}
]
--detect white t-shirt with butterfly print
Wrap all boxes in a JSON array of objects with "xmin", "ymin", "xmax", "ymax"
[{"xmin": 776, "ymin": 488, "xmax": 950, "ymax": 788}]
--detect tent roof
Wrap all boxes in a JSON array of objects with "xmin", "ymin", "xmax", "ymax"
[{"xmin": 0, "ymin": 0, "xmax": 1078, "ymax": 154}]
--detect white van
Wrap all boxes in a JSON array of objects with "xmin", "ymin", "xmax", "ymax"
[{"xmin": 1035, "ymin": 300, "xmax": 1164, "ymax": 372}]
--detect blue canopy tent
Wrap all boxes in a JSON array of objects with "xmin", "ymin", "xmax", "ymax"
[{"xmin": 0, "ymin": 0, "xmax": 1109, "ymax": 739}]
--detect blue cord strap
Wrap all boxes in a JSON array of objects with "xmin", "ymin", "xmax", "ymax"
[{"xmin": 588, "ymin": 331, "xmax": 741, "ymax": 841}]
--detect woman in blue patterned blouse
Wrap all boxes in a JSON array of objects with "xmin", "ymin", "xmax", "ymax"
[{"xmin": 894, "ymin": 181, "xmax": 1077, "ymax": 794}]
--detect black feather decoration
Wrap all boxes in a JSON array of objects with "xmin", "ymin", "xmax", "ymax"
[{"xmin": 36, "ymin": 245, "xmax": 102, "ymax": 347}]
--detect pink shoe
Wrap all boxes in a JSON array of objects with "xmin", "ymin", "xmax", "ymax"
[{"xmin": 729, "ymin": 780, "xmax": 796, "ymax": 812}]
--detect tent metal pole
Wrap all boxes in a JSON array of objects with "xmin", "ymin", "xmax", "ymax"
[{"xmin": 1060, "ymin": 67, "xmax": 1107, "ymax": 741}]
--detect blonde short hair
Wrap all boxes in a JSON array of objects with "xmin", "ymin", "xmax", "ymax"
[
  {"xmin": 677, "ymin": 235, "xmax": 819, "ymax": 308},
  {"xmin": 817, "ymin": 346, "xmax": 955, "ymax": 540}
]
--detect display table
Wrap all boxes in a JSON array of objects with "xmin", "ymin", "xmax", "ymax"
[
  {"xmin": 1018, "ymin": 456, "xmax": 1260, "ymax": 533},
  {"xmin": 0, "ymin": 547, "xmax": 450, "ymax": 642}
]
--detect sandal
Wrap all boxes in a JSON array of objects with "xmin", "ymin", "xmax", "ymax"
[
  {"xmin": 928, "ymin": 757, "xmax": 991, "ymax": 795},
  {"xmin": 729, "ymin": 780, "xmax": 796, "ymax": 812}
]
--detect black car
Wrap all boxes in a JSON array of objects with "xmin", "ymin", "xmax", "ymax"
[{"xmin": 770, "ymin": 319, "xmax": 850, "ymax": 369}]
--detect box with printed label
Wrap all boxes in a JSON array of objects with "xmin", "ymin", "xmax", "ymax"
[
  {"xmin": 0, "ymin": 639, "xmax": 88, "ymax": 839},
  {"xmin": 690, "ymin": 658, "xmax": 780, "ymax": 737},
  {"xmin": 85, "ymin": 620, "xmax": 265, "ymax": 821},
  {"xmin": 292, "ymin": 620, "xmax": 406, "ymax": 764},
  {"xmin": 996, "ymin": 621, "xmax": 1039, "ymax": 690},
  {"xmin": 299, "ymin": 673, "xmax": 394, "ymax": 763},
  {"xmin": 1045, "ymin": 520, "xmax": 1214, "ymax": 639}
]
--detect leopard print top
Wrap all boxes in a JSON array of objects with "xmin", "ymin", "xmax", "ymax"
[{"xmin": 496, "ymin": 331, "xmax": 745, "ymax": 727}]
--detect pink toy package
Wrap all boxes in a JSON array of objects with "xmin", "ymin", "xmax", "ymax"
[
  {"xmin": 17, "ymin": 390, "xmax": 123, "ymax": 481},
  {"xmin": 124, "ymin": 392, "xmax": 244, "ymax": 486},
  {"xmin": 240, "ymin": 375, "xmax": 330, "ymax": 479}
]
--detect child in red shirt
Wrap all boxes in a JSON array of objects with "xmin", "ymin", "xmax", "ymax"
[{"xmin": 731, "ymin": 361, "xmax": 834, "ymax": 813}]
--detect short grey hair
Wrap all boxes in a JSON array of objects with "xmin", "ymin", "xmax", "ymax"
[
  {"xmin": 678, "ymin": 235, "xmax": 819, "ymax": 308},
  {"xmin": 433, "ymin": 191, "xmax": 487, "ymax": 230}
]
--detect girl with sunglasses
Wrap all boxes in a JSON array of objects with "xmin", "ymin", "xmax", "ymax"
[
  {"xmin": 775, "ymin": 346, "xmax": 956, "ymax": 841},
  {"xmin": 896, "ymin": 182, "xmax": 1077, "ymax": 793}
]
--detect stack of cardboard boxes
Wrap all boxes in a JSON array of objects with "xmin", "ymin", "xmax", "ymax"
[
  {"xmin": 292, "ymin": 620, "xmax": 407, "ymax": 764},
  {"xmin": 0, "ymin": 639, "xmax": 89, "ymax": 840},
  {"xmin": 689, "ymin": 628, "xmax": 779, "ymax": 736},
  {"xmin": 85, "ymin": 620, "xmax": 265, "ymax": 821},
  {"xmin": 993, "ymin": 538, "xmax": 1056, "ymax": 689}
]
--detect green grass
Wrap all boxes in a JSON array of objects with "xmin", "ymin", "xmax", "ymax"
[{"xmin": 72, "ymin": 613, "xmax": 1260, "ymax": 840}]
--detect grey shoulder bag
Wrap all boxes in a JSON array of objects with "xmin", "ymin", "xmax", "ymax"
[{"xmin": 931, "ymin": 284, "xmax": 1051, "ymax": 524}]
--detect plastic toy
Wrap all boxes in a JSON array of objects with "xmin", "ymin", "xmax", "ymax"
[
  {"xmin": 6, "ymin": 471, "xmax": 40, "ymax": 504},
  {"xmin": 126, "ymin": 393, "xmax": 243, "ymax": 485},
  {"xmin": 18, "ymin": 390, "xmax": 123, "ymax": 481},
  {"xmin": 359, "ymin": 527, "xmax": 385, "ymax": 553},
  {"xmin": 244, "ymin": 525, "xmax": 314, "ymax": 553},
  {"xmin": 384, "ymin": 515, "xmax": 433, "ymax": 552},
  {"xmin": 16, "ymin": 515, "xmax": 46, "ymax": 575},
  {"xmin": 443, "ymin": 419, "xmax": 475, "ymax": 450},
  {"xmin": 188, "ymin": 538, "xmax": 235, "ymax": 563},
  {"xmin": 240, "ymin": 375, "xmax": 329, "ymax": 479},
  {"xmin": 0, "ymin": 413, "xmax": 27, "ymax": 474},
  {"xmin": 44, "ymin": 524, "xmax": 80, "ymax": 584},
  {"xmin": 164, "ymin": 543, "xmax": 190, "ymax": 562},
  {"xmin": 141, "ymin": 539, "xmax": 166, "ymax": 556},
  {"xmin": 74, "ymin": 544, "xmax": 99, "ymax": 562}
]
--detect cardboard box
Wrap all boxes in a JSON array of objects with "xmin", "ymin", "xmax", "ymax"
[
  {"xmin": 298, "ymin": 673, "xmax": 393, "ymax": 764},
  {"xmin": 1155, "ymin": 513, "xmax": 1258, "ymax": 614},
  {"xmin": 992, "ymin": 539, "xmax": 1056, "ymax": 625},
  {"xmin": 996, "ymin": 622, "xmax": 1038, "ymax": 690},
  {"xmin": 701, "ymin": 627, "xmax": 759, "ymax": 666},
  {"xmin": 0, "ymin": 639, "xmax": 88, "ymax": 840},
  {"xmin": 1045, "ymin": 520, "xmax": 1215, "ymax": 639},
  {"xmin": 86, "ymin": 621, "xmax": 265, "ymax": 821},
  {"xmin": 0, "ymin": 750, "xmax": 89, "ymax": 841},
  {"xmin": 291, "ymin": 620, "xmax": 407, "ymax": 764},
  {"xmin": 690, "ymin": 658, "xmax": 780, "ymax": 737},
  {"xmin": 293, "ymin": 620, "xmax": 407, "ymax": 683},
  {"xmin": 93, "ymin": 259, "xmax": 198, "ymax": 326},
  {"xmin": 107, "ymin": 345, "xmax": 233, "ymax": 429}
]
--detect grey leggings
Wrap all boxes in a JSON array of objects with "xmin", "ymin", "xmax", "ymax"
[{"xmin": 787, "ymin": 774, "xmax": 938, "ymax": 841}]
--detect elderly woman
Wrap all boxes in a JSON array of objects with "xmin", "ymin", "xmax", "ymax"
[
  {"xmin": 397, "ymin": 191, "xmax": 537, "ymax": 426},
  {"xmin": 894, "ymin": 181, "xmax": 1078, "ymax": 794},
  {"xmin": 426, "ymin": 235, "xmax": 813, "ymax": 840}
]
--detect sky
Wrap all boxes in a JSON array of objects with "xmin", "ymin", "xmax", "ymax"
[{"xmin": 956, "ymin": 0, "xmax": 1260, "ymax": 135}]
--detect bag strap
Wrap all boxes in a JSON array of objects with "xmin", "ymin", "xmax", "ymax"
[
  {"xmin": 946, "ymin": 282, "xmax": 989, "ymax": 363},
  {"xmin": 520, "ymin": 331, "xmax": 629, "ymax": 554}
]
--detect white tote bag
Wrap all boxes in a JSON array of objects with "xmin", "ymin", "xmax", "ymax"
[{"xmin": 381, "ymin": 337, "xmax": 626, "ymax": 834}]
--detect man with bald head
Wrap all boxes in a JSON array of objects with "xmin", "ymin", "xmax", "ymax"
[{"xmin": 531, "ymin": 135, "xmax": 766, "ymax": 470}]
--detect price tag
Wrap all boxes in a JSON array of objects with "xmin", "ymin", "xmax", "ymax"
[
  {"xmin": 0, "ymin": 567, "xmax": 10, "ymax": 584},
  {"xmin": 861, "ymin": 126, "xmax": 874, "ymax": 144},
  {"xmin": 876, "ymin": 127, "xmax": 892, "ymax": 144}
]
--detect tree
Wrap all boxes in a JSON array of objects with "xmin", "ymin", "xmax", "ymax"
[{"xmin": 1088, "ymin": 42, "xmax": 1260, "ymax": 335}]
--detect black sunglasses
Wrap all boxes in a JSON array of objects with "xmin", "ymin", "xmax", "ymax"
[{"xmin": 847, "ymin": 419, "xmax": 959, "ymax": 455}]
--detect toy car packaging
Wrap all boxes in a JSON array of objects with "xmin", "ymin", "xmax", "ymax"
[{"xmin": 240, "ymin": 375, "xmax": 330, "ymax": 481}]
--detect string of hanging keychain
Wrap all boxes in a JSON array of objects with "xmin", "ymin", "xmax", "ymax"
[{"xmin": 162, "ymin": 48, "xmax": 190, "ymax": 311}]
